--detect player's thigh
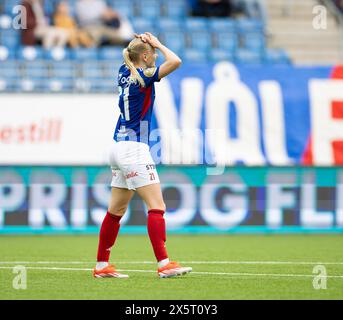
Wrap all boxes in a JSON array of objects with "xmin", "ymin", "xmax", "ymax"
[
  {"xmin": 108, "ymin": 187, "xmax": 135, "ymax": 216},
  {"xmin": 136, "ymin": 183, "xmax": 166, "ymax": 212}
]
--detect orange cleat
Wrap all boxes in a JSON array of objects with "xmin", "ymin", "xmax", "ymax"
[
  {"xmin": 93, "ymin": 264, "xmax": 129, "ymax": 278},
  {"xmin": 158, "ymin": 261, "xmax": 192, "ymax": 278}
]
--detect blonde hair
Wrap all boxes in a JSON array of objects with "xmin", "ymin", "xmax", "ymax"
[{"xmin": 123, "ymin": 38, "xmax": 153, "ymax": 88}]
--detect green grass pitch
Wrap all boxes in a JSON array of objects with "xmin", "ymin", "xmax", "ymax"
[{"xmin": 0, "ymin": 234, "xmax": 342, "ymax": 299}]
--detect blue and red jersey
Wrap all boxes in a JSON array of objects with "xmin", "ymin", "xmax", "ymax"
[{"xmin": 113, "ymin": 64, "xmax": 160, "ymax": 145}]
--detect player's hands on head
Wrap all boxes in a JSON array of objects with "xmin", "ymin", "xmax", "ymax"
[
  {"xmin": 143, "ymin": 32, "xmax": 162, "ymax": 49},
  {"xmin": 134, "ymin": 33, "xmax": 150, "ymax": 43},
  {"xmin": 134, "ymin": 32, "xmax": 162, "ymax": 49}
]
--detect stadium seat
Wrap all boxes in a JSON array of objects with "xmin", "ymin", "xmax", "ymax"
[
  {"xmin": 101, "ymin": 60, "xmax": 123, "ymax": 78},
  {"xmin": 43, "ymin": 0, "xmax": 58, "ymax": 17},
  {"xmin": 0, "ymin": 78, "xmax": 9, "ymax": 92},
  {"xmin": 263, "ymin": 48, "xmax": 291, "ymax": 65},
  {"xmin": 19, "ymin": 78, "xmax": 43, "ymax": 92},
  {"xmin": 95, "ymin": 78, "xmax": 116, "ymax": 93},
  {"xmin": 44, "ymin": 47, "xmax": 70, "ymax": 61},
  {"xmin": 0, "ymin": 46, "xmax": 11, "ymax": 61},
  {"xmin": 208, "ymin": 18, "xmax": 236, "ymax": 33},
  {"xmin": 70, "ymin": 48, "xmax": 98, "ymax": 60},
  {"xmin": 0, "ymin": 15, "xmax": 12, "ymax": 29},
  {"xmin": 242, "ymin": 33, "xmax": 265, "ymax": 50},
  {"xmin": 0, "ymin": 29, "xmax": 20, "ymax": 48},
  {"xmin": 81, "ymin": 62, "xmax": 104, "ymax": 78},
  {"xmin": 0, "ymin": 77, "xmax": 18, "ymax": 92},
  {"xmin": 163, "ymin": 0, "xmax": 188, "ymax": 18},
  {"xmin": 209, "ymin": 48, "xmax": 234, "ymax": 62},
  {"xmin": 235, "ymin": 48, "xmax": 262, "ymax": 64},
  {"xmin": 183, "ymin": 48, "xmax": 208, "ymax": 63},
  {"xmin": 50, "ymin": 61, "xmax": 77, "ymax": 78},
  {"xmin": 4, "ymin": 0, "xmax": 21, "ymax": 15},
  {"xmin": 0, "ymin": 60, "xmax": 20, "ymax": 77},
  {"xmin": 187, "ymin": 31, "xmax": 212, "ymax": 50},
  {"xmin": 23, "ymin": 61, "xmax": 50, "ymax": 78},
  {"xmin": 17, "ymin": 46, "xmax": 44, "ymax": 61},
  {"xmin": 184, "ymin": 18, "xmax": 212, "ymax": 50},
  {"xmin": 74, "ymin": 78, "xmax": 91, "ymax": 92},
  {"xmin": 98, "ymin": 47, "xmax": 124, "ymax": 61},
  {"xmin": 0, "ymin": 1, "xmax": 292, "ymax": 94},
  {"xmin": 185, "ymin": 17, "xmax": 209, "ymax": 32},
  {"xmin": 46, "ymin": 78, "xmax": 74, "ymax": 93},
  {"xmin": 160, "ymin": 30, "xmax": 186, "ymax": 52},
  {"xmin": 236, "ymin": 18, "xmax": 264, "ymax": 34},
  {"xmin": 156, "ymin": 17, "xmax": 183, "ymax": 32},
  {"xmin": 74, "ymin": 77, "xmax": 115, "ymax": 93},
  {"xmin": 131, "ymin": 17, "xmax": 156, "ymax": 35},
  {"xmin": 215, "ymin": 32, "xmax": 238, "ymax": 51},
  {"xmin": 110, "ymin": 0, "xmax": 136, "ymax": 17},
  {"xmin": 137, "ymin": 0, "xmax": 161, "ymax": 18}
]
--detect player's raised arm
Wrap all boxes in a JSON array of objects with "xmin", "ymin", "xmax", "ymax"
[{"xmin": 143, "ymin": 32, "xmax": 182, "ymax": 79}]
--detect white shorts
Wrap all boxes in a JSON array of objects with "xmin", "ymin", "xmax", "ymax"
[{"xmin": 109, "ymin": 141, "xmax": 160, "ymax": 190}]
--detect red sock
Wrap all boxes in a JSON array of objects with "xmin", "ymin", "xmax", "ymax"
[
  {"xmin": 147, "ymin": 209, "xmax": 168, "ymax": 262},
  {"xmin": 97, "ymin": 212, "xmax": 122, "ymax": 262}
]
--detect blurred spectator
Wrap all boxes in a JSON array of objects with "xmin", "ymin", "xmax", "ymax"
[
  {"xmin": 334, "ymin": 0, "xmax": 343, "ymax": 12},
  {"xmin": 191, "ymin": 0, "xmax": 233, "ymax": 18},
  {"xmin": 231, "ymin": 0, "xmax": 267, "ymax": 20},
  {"xmin": 21, "ymin": 0, "xmax": 69, "ymax": 48},
  {"xmin": 75, "ymin": 0, "xmax": 134, "ymax": 47},
  {"xmin": 54, "ymin": 1, "xmax": 94, "ymax": 48},
  {"xmin": 241, "ymin": 0, "xmax": 267, "ymax": 21}
]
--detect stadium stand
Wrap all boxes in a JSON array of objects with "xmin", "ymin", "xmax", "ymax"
[
  {"xmin": 0, "ymin": 0, "xmax": 315, "ymax": 93},
  {"xmin": 266, "ymin": 0, "xmax": 343, "ymax": 65}
]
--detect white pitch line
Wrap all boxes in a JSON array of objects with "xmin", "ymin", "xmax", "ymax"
[
  {"xmin": 0, "ymin": 266, "xmax": 343, "ymax": 278},
  {"xmin": 0, "ymin": 261, "xmax": 97, "ymax": 265},
  {"xmin": 1, "ymin": 260, "xmax": 343, "ymax": 265},
  {"xmin": 0, "ymin": 266, "xmax": 93, "ymax": 271},
  {"xmin": 191, "ymin": 271, "xmax": 343, "ymax": 278},
  {"xmin": 181, "ymin": 261, "xmax": 343, "ymax": 265}
]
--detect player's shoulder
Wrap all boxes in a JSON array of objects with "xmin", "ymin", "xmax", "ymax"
[
  {"xmin": 119, "ymin": 63, "xmax": 129, "ymax": 74},
  {"xmin": 118, "ymin": 64, "xmax": 130, "ymax": 83}
]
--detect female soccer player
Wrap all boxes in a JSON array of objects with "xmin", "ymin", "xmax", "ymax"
[{"xmin": 93, "ymin": 32, "xmax": 192, "ymax": 278}]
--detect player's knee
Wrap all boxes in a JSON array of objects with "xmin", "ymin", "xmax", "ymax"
[
  {"xmin": 146, "ymin": 201, "xmax": 166, "ymax": 212},
  {"xmin": 108, "ymin": 205, "xmax": 128, "ymax": 216}
]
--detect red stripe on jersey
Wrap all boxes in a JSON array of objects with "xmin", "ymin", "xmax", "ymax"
[{"xmin": 140, "ymin": 86, "xmax": 152, "ymax": 119}]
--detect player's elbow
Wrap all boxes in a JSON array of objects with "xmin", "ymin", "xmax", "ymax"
[{"xmin": 173, "ymin": 57, "xmax": 182, "ymax": 68}]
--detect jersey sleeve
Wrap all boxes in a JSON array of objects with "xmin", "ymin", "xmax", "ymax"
[{"xmin": 139, "ymin": 66, "xmax": 160, "ymax": 87}]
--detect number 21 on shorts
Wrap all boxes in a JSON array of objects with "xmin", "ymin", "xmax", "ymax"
[{"xmin": 149, "ymin": 173, "xmax": 155, "ymax": 181}]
